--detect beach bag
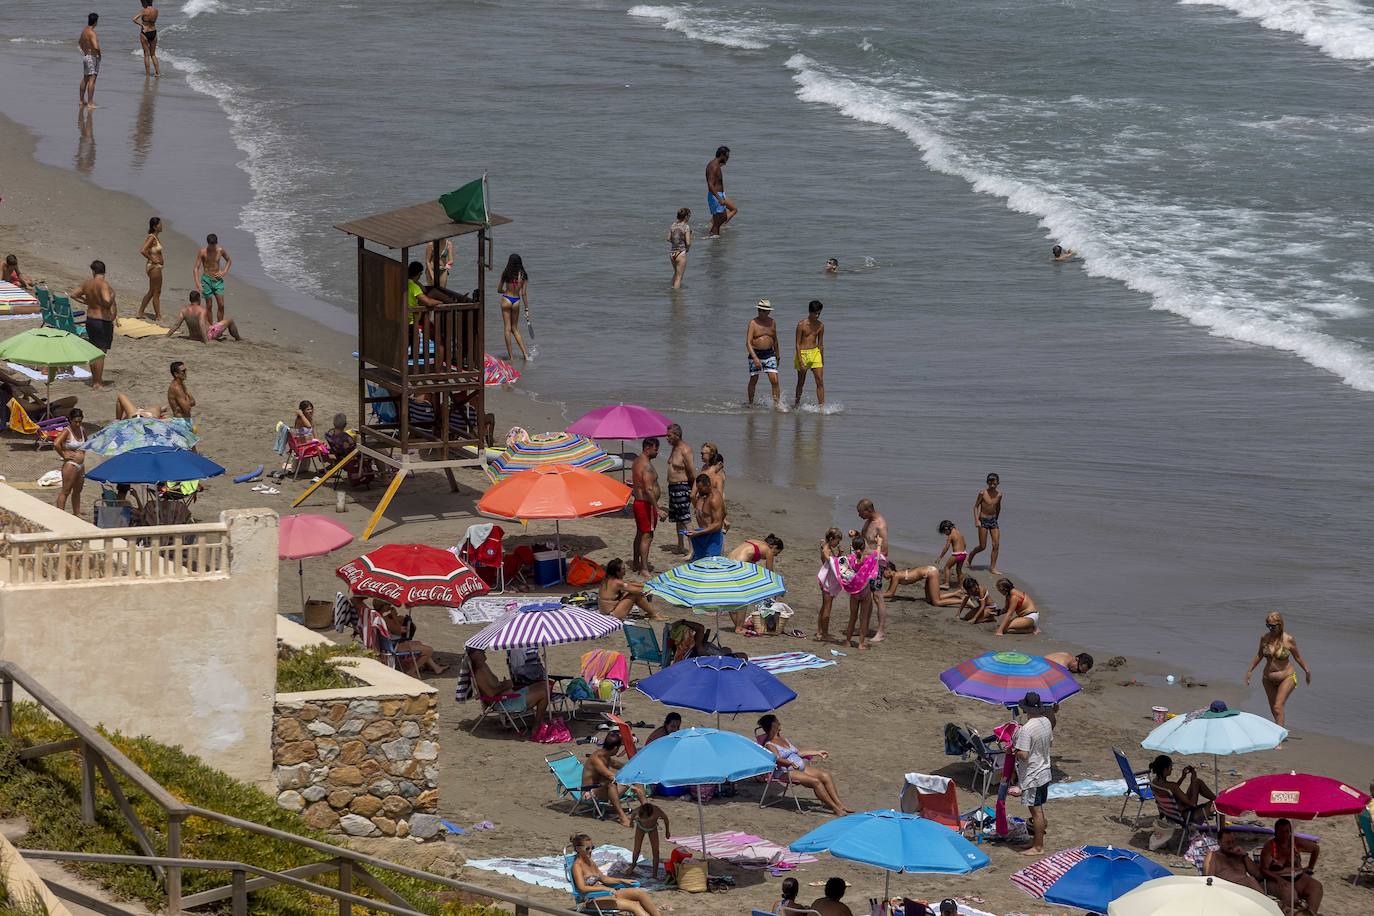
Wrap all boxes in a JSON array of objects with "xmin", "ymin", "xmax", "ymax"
[
  {"xmin": 566, "ymin": 556, "xmax": 605, "ymax": 586},
  {"xmin": 565, "ymin": 677, "xmax": 595, "ymax": 702},
  {"xmin": 454, "ymin": 658, "xmax": 474, "ymax": 702},
  {"xmin": 676, "ymin": 859, "xmax": 708, "ymax": 894},
  {"xmin": 531, "ymin": 717, "xmax": 572, "ymax": 744}
]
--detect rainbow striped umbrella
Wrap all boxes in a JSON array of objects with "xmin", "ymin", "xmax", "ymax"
[
  {"xmin": 939, "ymin": 651, "xmax": 1082, "ymax": 707},
  {"xmin": 464, "ymin": 600, "xmax": 620, "ymax": 651},
  {"xmin": 484, "ymin": 353, "xmax": 520, "ymax": 387},
  {"xmin": 644, "ymin": 557, "xmax": 785, "ymax": 611},
  {"xmin": 487, "ymin": 432, "xmax": 617, "ymax": 480}
]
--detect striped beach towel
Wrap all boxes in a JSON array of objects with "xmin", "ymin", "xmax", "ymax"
[
  {"xmin": 748, "ymin": 651, "xmax": 837, "ymax": 674},
  {"xmin": 664, "ymin": 831, "xmax": 818, "ymax": 867},
  {"xmin": 1009, "ymin": 845, "xmax": 1090, "ymax": 899}
]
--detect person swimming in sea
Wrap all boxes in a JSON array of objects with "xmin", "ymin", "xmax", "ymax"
[
  {"xmin": 824, "ymin": 258, "xmax": 838, "ymax": 274},
  {"xmin": 1051, "ymin": 245, "xmax": 1077, "ymax": 262}
]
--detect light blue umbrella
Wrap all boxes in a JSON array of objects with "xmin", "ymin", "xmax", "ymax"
[
  {"xmin": 643, "ymin": 557, "xmax": 785, "ymax": 610},
  {"xmin": 1142, "ymin": 701, "xmax": 1287, "ymax": 796},
  {"xmin": 82, "ymin": 417, "xmax": 199, "ymax": 456},
  {"xmin": 616, "ymin": 727, "xmax": 776, "ymax": 860},
  {"xmin": 790, "ymin": 809, "xmax": 990, "ymax": 899}
]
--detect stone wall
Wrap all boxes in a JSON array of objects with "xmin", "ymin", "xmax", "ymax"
[{"xmin": 274, "ymin": 617, "xmax": 442, "ymax": 840}]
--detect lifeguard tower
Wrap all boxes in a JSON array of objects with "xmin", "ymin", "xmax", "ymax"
[{"xmin": 294, "ymin": 188, "xmax": 510, "ymax": 538}]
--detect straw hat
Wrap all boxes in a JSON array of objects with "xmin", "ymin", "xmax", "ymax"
[{"xmin": 756, "ymin": 299, "xmax": 773, "ymax": 311}]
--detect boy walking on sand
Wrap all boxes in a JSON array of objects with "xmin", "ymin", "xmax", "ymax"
[
  {"xmin": 966, "ymin": 473, "xmax": 1003, "ymax": 574},
  {"xmin": 793, "ymin": 299, "xmax": 826, "ymax": 407},
  {"xmin": 936, "ymin": 520, "xmax": 968, "ymax": 588}
]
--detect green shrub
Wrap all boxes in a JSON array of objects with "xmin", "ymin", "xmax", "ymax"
[
  {"xmin": 0, "ymin": 704, "xmax": 447, "ymax": 915},
  {"xmin": 276, "ymin": 642, "xmax": 372, "ymax": 693}
]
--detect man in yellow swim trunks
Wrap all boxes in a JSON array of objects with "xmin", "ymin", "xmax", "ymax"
[{"xmin": 793, "ymin": 299, "xmax": 826, "ymax": 408}]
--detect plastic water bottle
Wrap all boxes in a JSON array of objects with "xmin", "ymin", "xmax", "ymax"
[{"xmin": 1166, "ymin": 674, "xmax": 1176, "ymax": 685}]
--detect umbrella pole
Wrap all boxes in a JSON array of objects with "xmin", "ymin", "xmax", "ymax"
[
  {"xmin": 696, "ymin": 789, "xmax": 708, "ymax": 860},
  {"xmin": 299, "ymin": 560, "xmax": 306, "ymax": 614},
  {"xmin": 883, "ymin": 871, "xmax": 890, "ymax": 910}
]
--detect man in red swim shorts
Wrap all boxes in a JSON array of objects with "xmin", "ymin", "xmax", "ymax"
[{"xmin": 631, "ymin": 437, "xmax": 664, "ymax": 575}]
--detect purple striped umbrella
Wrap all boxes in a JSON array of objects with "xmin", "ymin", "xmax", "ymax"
[
  {"xmin": 463, "ymin": 600, "xmax": 620, "ymax": 651},
  {"xmin": 938, "ymin": 651, "xmax": 1082, "ymax": 707}
]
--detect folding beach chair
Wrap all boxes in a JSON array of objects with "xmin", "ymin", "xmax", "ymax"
[
  {"xmin": 564, "ymin": 848, "xmax": 634, "ymax": 915},
  {"xmin": 898, "ymin": 773, "xmax": 961, "ymax": 830},
  {"xmin": 622, "ymin": 623, "xmax": 665, "ymax": 679},
  {"xmin": 755, "ymin": 729, "xmax": 810, "ymax": 812},
  {"xmin": 365, "ymin": 608, "xmax": 422, "ymax": 677},
  {"xmin": 48, "ymin": 294, "xmax": 87, "ymax": 336},
  {"xmin": 1355, "ymin": 808, "xmax": 1374, "ymax": 886},
  {"xmin": 568, "ymin": 650, "xmax": 627, "ymax": 721},
  {"xmin": 604, "ymin": 713, "xmax": 638, "ymax": 759},
  {"xmin": 1113, "ymin": 747, "xmax": 1156, "ymax": 827},
  {"xmin": 965, "ymin": 727, "xmax": 1006, "ymax": 798},
  {"xmin": 547, "ymin": 752, "xmax": 635, "ymax": 820},
  {"xmin": 286, "ymin": 429, "xmax": 330, "ymax": 479},
  {"xmin": 1151, "ymin": 783, "xmax": 1213, "ymax": 854},
  {"xmin": 458, "ymin": 524, "xmax": 508, "ymax": 593},
  {"xmin": 7, "ymin": 398, "xmax": 68, "ymax": 448}
]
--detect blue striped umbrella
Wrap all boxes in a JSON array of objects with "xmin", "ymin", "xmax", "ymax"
[
  {"xmin": 463, "ymin": 600, "xmax": 620, "ymax": 651},
  {"xmin": 643, "ymin": 557, "xmax": 785, "ymax": 611},
  {"xmin": 82, "ymin": 417, "xmax": 199, "ymax": 456},
  {"xmin": 487, "ymin": 433, "xmax": 618, "ymax": 480}
]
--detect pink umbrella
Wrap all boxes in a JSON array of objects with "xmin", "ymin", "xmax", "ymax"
[
  {"xmin": 567, "ymin": 404, "xmax": 672, "ymax": 479},
  {"xmin": 1215, "ymin": 772, "xmax": 1370, "ymax": 916},
  {"xmin": 279, "ymin": 514, "xmax": 354, "ymax": 613},
  {"xmin": 484, "ymin": 353, "xmax": 520, "ymax": 387}
]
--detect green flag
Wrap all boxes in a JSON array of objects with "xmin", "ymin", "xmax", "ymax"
[{"xmin": 439, "ymin": 178, "xmax": 488, "ymax": 224}]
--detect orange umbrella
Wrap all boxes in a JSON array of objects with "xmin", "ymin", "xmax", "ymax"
[{"xmin": 477, "ymin": 463, "xmax": 632, "ymax": 554}]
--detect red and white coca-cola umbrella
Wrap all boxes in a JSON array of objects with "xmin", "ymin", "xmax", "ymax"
[{"xmin": 335, "ymin": 543, "xmax": 489, "ymax": 609}]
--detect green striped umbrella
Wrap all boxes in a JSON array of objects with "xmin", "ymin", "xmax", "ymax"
[
  {"xmin": 0, "ymin": 327, "xmax": 105, "ymax": 407},
  {"xmin": 644, "ymin": 558, "xmax": 786, "ymax": 632}
]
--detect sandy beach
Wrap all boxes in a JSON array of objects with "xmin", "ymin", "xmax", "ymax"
[{"xmin": 1, "ymin": 105, "xmax": 1370, "ymax": 915}]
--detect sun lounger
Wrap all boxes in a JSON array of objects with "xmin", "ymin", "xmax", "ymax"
[{"xmin": 546, "ymin": 752, "xmax": 635, "ymax": 820}]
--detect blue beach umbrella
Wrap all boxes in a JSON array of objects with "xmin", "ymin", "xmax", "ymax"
[
  {"xmin": 615, "ymin": 727, "xmax": 776, "ymax": 860},
  {"xmin": 1026, "ymin": 846, "xmax": 1171, "ymax": 913},
  {"xmin": 85, "ymin": 446, "xmax": 224, "ymax": 484},
  {"xmin": 82, "ymin": 417, "xmax": 199, "ymax": 456},
  {"xmin": 790, "ymin": 809, "xmax": 989, "ymax": 900},
  {"xmin": 636, "ymin": 656, "xmax": 796, "ymax": 726},
  {"xmin": 1142, "ymin": 701, "xmax": 1287, "ymax": 798}
]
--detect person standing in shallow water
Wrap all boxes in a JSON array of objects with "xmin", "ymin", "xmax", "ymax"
[
  {"xmin": 77, "ymin": 13, "xmax": 101, "ymax": 109},
  {"xmin": 793, "ymin": 299, "xmax": 825, "ymax": 407},
  {"xmin": 966, "ymin": 473, "xmax": 1003, "ymax": 573},
  {"xmin": 705, "ymin": 146, "xmax": 737, "ymax": 237},
  {"xmin": 667, "ymin": 208, "xmax": 692, "ymax": 288},
  {"xmin": 746, "ymin": 299, "xmax": 780, "ymax": 407},
  {"xmin": 497, "ymin": 253, "xmax": 530, "ymax": 361},
  {"xmin": 133, "ymin": 1, "xmax": 160, "ymax": 77}
]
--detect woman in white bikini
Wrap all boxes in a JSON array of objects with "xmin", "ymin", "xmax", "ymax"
[
  {"xmin": 497, "ymin": 254, "xmax": 530, "ymax": 361},
  {"xmin": 137, "ymin": 216, "xmax": 164, "ymax": 321},
  {"xmin": 993, "ymin": 578, "xmax": 1039, "ymax": 635},
  {"xmin": 54, "ymin": 409, "xmax": 88, "ymax": 515},
  {"xmin": 1243, "ymin": 611, "xmax": 1312, "ymax": 726}
]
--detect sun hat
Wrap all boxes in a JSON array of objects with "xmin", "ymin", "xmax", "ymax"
[
  {"xmin": 756, "ymin": 298, "xmax": 773, "ymax": 311},
  {"xmin": 1021, "ymin": 691, "xmax": 1044, "ymax": 710}
]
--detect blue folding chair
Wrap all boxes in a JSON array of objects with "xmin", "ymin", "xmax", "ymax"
[
  {"xmin": 564, "ymin": 848, "xmax": 634, "ymax": 914},
  {"xmin": 546, "ymin": 752, "xmax": 634, "ymax": 820},
  {"xmin": 622, "ymin": 623, "xmax": 664, "ymax": 679},
  {"xmin": 1113, "ymin": 747, "xmax": 1155, "ymax": 827}
]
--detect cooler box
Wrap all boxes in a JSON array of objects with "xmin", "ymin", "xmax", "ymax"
[{"xmin": 533, "ymin": 550, "xmax": 566, "ymax": 587}]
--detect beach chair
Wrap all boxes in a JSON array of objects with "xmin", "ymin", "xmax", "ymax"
[
  {"xmin": 898, "ymin": 773, "xmax": 961, "ymax": 830},
  {"xmin": 47, "ymin": 294, "xmax": 87, "ymax": 337},
  {"xmin": 7, "ymin": 398, "xmax": 69, "ymax": 448},
  {"xmin": 622, "ymin": 623, "xmax": 665, "ymax": 679},
  {"xmin": 755, "ymin": 729, "xmax": 809, "ymax": 812},
  {"xmin": 1113, "ymin": 747, "xmax": 1156, "ymax": 827},
  {"xmin": 1351, "ymin": 812, "xmax": 1374, "ymax": 884},
  {"xmin": 1150, "ymin": 782, "xmax": 1213, "ymax": 854},
  {"xmin": 453, "ymin": 655, "xmax": 529, "ymax": 735},
  {"xmin": 34, "ymin": 286, "xmax": 55, "ymax": 327},
  {"xmin": 563, "ymin": 848, "xmax": 633, "ymax": 915},
  {"xmin": 365, "ymin": 609, "xmax": 422, "ymax": 677},
  {"xmin": 547, "ymin": 752, "xmax": 635, "ymax": 820},
  {"xmin": 286, "ymin": 429, "xmax": 330, "ymax": 478},
  {"xmin": 604, "ymin": 713, "xmax": 638, "ymax": 759},
  {"xmin": 966, "ymin": 727, "xmax": 1006, "ymax": 798},
  {"xmin": 458, "ymin": 524, "xmax": 508, "ymax": 593}
]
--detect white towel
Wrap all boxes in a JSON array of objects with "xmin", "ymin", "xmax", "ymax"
[
  {"xmin": 464, "ymin": 523, "xmax": 494, "ymax": 549},
  {"xmin": 904, "ymin": 773, "xmax": 952, "ymax": 793}
]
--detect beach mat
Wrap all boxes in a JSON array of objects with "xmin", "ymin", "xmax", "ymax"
[
  {"xmin": 6, "ymin": 362, "xmax": 90, "ymax": 383},
  {"xmin": 748, "ymin": 651, "xmax": 836, "ymax": 674},
  {"xmin": 116, "ymin": 317, "xmax": 166, "ymax": 339},
  {"xmin": 448, "ymin": 595, "xmax": 565, "ymax": 625},
  {"xmin": 465, "ymin": 845, "xmax": 667, "ymax": 890},
  {"xmin": 664, "ymin": 830, "xmax": 817, "ymax": 868}
]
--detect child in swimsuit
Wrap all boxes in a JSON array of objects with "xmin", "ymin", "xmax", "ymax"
[
  {"xmin": 628, "ymin": 803, "xmax": 671, "ymax": 879},
  {"xmin": 936, "ymin": 519, "xmax": 968, "ymax": 588},
  {"xmin": 993, "ymin": 578, "xmax": 1039, "ymax": 635},
  {"xmin": 814, "ymin": 528, "xmax": 843, "ymax": 641}
]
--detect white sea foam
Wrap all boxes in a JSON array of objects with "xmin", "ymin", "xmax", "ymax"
[
  {"xmin": 8, "ymin": 37, "xmax": 66, "ymax": 45},
  {"xmin": 182, "ymin": 0, "xmax": 225, "ymax": 18},
  {"xmin": 627, "ymin": 4, "xmax": 776, "ymax": 50},
  {"xmin": 784, "ymin": 53, "xmax": 1374, "ymax": 392},
  {"xmin": 1181, "ymin": 0, "xmax": 1374, "ymax": 61}
]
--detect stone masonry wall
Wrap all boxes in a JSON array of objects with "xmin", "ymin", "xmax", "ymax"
[{"xmin": 272, "ymin": 694, "xmax": 443, "ymax": 840}]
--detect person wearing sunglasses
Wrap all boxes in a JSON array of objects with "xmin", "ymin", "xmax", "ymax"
[
  {"xmin": 1244, "ymin": 611, "xmax": 1312, "ymax": 726},
  {"xmin": 568, "ymin": 834, "xmax": 661, "ymax": 916}
]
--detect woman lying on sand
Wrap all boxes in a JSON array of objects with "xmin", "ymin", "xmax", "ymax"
[
  {"xmin": 881, "ymin": 564, "xmax": 964, "ymax": 606},
  {"xmin": 569, "ymin": 833, "xmax": 661, "ymax": 916},
  {"xmin": 759, "ymin": 714, "xmax": 850, "ymax": 816}
]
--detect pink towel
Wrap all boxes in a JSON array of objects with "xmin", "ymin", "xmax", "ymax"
[{"xmin": 830, "ymin": 553, "xmax": 880, "ymax": 595}]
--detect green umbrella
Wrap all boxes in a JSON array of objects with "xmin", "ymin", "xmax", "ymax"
[{"xmin": 0, "ymin": 327, "xmax": 104, "ymax": 410}]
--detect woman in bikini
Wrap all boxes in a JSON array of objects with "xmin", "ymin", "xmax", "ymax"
[
  {"xmin": 758, "ymin": 714, "xmax": 849, "ymax": 816},
  {"xmin": 53, "ymin": 409, "xmax": 88, "ymax": 515},
  {"xmin": 597, "ymin": 559, "xmax": 661, "ymax": 620},
  {"xmin": 137, "ymin": 216, "xmax": 164, "ymax": 321},
  {"xmin": 959, "ymin": 576, "xmax": 995, "ymax": 623},
  {"xmin": 132, "ymin": 0, "xmax": 159, "ymax": 77},
  {"xmin": 993, "ymin": 578, "xmax": 1039, "ymax": 635},
  {"xmin": 425, "ymin": 237, "xmax": 454, "ymax": 289},
  {"xmin": 882, "ymin": 565, "xmax": 964, "ymax": 607},
  {"xmin": 1244, "ymin": 611, "xmax": 1311, "ymax": 726},
  {"xmin": 729, "ymin": 532, "xmax": 783, "ymax": 570},
  {"xmin": 569, "ymin": 833, "xmax": 661, "ymax": 916},
  {"xmin": 698, "ymin": 442, "xmax": 726, "ymax": 496},
  {"xmin": 667, "ymin": 207, "xmax": 692, "ymax": 289},
  {"xmin": 497, "ymin": 253, "xmax": 530, "ymax": 361},
  {"xmin": 814, "ymin": 527, "xmax": 843, "ymax": 641}
]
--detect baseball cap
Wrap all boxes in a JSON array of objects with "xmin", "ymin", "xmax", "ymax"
[
  {"xmin": 1020, "ymin": 691, "xmax": 1044, "ymax": 710},
  {"xmin": 939, "ymin": 900, "xmax": 958, "ymax": 915}
]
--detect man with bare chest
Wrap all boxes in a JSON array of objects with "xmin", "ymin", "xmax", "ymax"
[
  {"xmin": 631, "ymin": 438, "xmax": 664, "ymax": 574},
  {"xmin": 793, "ymin": 299, "xmax": 826, "ymax": 407},
  {"xmin": 746, "ymin": 299, "xmax": 780, "ymax": 407},
  {"xmin": 193, "ymin": 233, "xmax": 233, "ymax": 322},
  {"xmin": 966, "ymin": 473, "xmax": 1004, "ymax": 574},
  {"xmin": 705, "ymin": 146, "xmax": 737, "ymax": 237},
  {"xmin": 664, "ymin": 424, "xmax": 695, "ymax": 555},
  {"xmin": 849, "ymin": 499, "xmax": 890, "ymax": 643},
  {"xmin": 69, "ymin": 260, "xmax": 116, "ymax": 389},
  {"xmin": 77, "ymin": 14, "xmax": 101, "ymax": 109}
]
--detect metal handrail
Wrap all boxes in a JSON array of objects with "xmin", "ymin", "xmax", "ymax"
[{"xmin": 0, "ymin": 662, "xmax": 585, "ymax": 916}]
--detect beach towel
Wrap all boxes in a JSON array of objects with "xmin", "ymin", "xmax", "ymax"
[
  {"xmin": 0, "ymin": 311, "xmax": 37, "ymax": 322},
  {"xmin": 664, "ymin": 831, "xmax": 817, "ymax": 868},
  {"xmin": 829, "ymin": 552, "xmax": 880, "ymax": 595},
  {"xmin": 1009, "ymin": 845, "xmax": 1091, "ymax": 899},
  {"xmin": 580, "ymin": 649, "xmax": 629, "ymax": 685},
  {"xmin": 115, "ymin": 317, "xmax": 166, "ymax": 339},
  {"xmin": 1046, "ymin": 778, "xmax": 1129, "ymax": 800},
  {"xmin": 6, "ymin": 362, "xmax": 90, "ymax": 383},
  {"xmin": 272, "ymin": 421, "xmax": 290, "ymax": 456},
  {"xmin": 748, "ymin": 651, "xmax": 837, "ymax": 674},
  {"xmin": 448, "ymin": 595, "xmax": 564, "ymax": 625},
  {"xmin": 465, "ymin": 845, "xmax": 668, "ymax": 890}
]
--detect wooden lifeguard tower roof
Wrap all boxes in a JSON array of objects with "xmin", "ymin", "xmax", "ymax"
[{"xmin": 335, "ymin": 200, "xmax": 512, "ymax": 250}]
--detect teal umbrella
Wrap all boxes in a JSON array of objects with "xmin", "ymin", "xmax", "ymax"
[{"xmin": 82, "ymin": 417, "xmax": 199, "ymax": 456}]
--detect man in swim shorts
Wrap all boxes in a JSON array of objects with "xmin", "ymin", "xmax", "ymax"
[
  {"xmin": 966, "ymin": 472, "xmax": 1004, "ymax": 574},
  {"xmin": 664, "ymin": 423, "xmax": 695, "ymax": 555},
  {"xmin": 746, "ymin": 299, "xmax": 780, "ymax": 407},
  {"xmin": 193, "ymin": 233, "xmax": 232, "ymax": 322},
  {"xmin": 688, "ymin": 472, "xmax": 726, "ymax": 560},
  {"xmin": 705, "ymin": 146, "xmax": 737, "ymax": 237},
  {"xmin": 793, "ymin": 299, "xmax": 826, "ymax": 408},
  {"xmin": 631, "ymin": 437, "xmax": 664, "ymax": 575},
  {"xmin": 78, "ymin": 14, "xmax": 101, "ymax": 109},
  {"xmin": 166, "ymin": 290, "xmax": 241, "ymax": 344},
  {"xmin": 68, "ymin": 259, "xmax": 116, "ymax": 389}
]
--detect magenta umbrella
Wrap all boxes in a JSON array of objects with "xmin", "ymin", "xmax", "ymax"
[
  {"xmin": 1216, "ymin": 772, "xmax": 1370, "ymax": 916},
  {"xmin": 567, "ymin": 404, "xmax": 671, "ymax": 479},
  {"xmin": 279, "ymin": 514, "xmax": 354, "ymax": 613}
]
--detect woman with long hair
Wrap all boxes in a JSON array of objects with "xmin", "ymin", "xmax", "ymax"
[
  {"xmin": 137, "ymin": 216, "xmax": 164, "ymax": 321},
  {"xmin": 758, "ymin": 714, "xmax": 849, "ymax": 816},
  {"xmin": 1244, "ymin": 611, "xmax": 1311, "ymax": 726},
  {"xmin": 993, "ymin": 577, "xmax": 1039, "ymax": 635},
  {"xmin": 568, "ymin": 834, "xmax": 661, "ymax": 916},
  {"xmin": 53, "ymin": 409, "xmax": 88, "ymax": 515},
  {"xmin": 497, "ymin": 253, "xmax": 530, "ymax": 361},
  {"xmin": 697, "ymin": 442, "xmax": 725, "ymax": 496},
  {"xmin": 667, "ymin": 207, "xmax": 692, "ymax": 288}
]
